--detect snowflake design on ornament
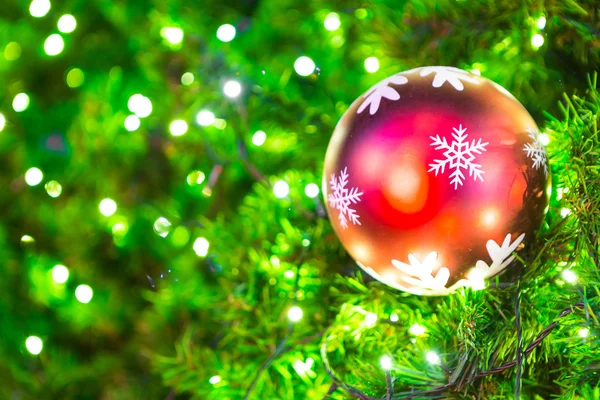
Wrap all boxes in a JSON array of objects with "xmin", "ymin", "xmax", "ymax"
[
  {"xmin": 470, "ymin": 233, "xmax": 526, "ymax": 280},
  {"xmin": 523, "ymin": 126, "xmax": 548, "ymax": 176},
  {"xmin": 357, "ymin": 74, "xmax": 408, "ymax": 116},
  {"xmin": 428, "ymin": 124, "xmax": 488, "ymax": 190},
  {"xmin": 420, "ymin": 66, "xmax": 480, "ymax": 91},
  {"xmin": 328, "ymin": 167, "xmax": 363, "ymax": 229}
]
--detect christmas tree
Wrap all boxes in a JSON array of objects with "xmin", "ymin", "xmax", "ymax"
[{"xmin": 1, "ymin": 0, "xmax": 599, "ymax": 399}]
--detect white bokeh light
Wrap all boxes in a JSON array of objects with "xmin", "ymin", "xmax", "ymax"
[
  {"xmin": 304, "ymin": 183, "xmax": 319, "ymax": 198},
  {"xmin": 99, "ymin": 198, "xmax": 117, "ymax": 217},
  {"xmin": 288, "ymin": 306, "xmax": 303, "ymax": 322},
  {"xmin": 426, "ymin": 351, "xmax": 441, "ymax": 365},
  {"xmin": 294, "ymin": 56, "xmax": 315, "ymax": 76},
  {"xmin": 25, "ymin": 167, "xmax": 43, "ymax": 186},
  {"xmin": 124, "ymin": 115, "xmax": 140, "ymax": 131},
  {"xmin": 13, "ymin": 93, "xmax": 30, "ymax": 112},
  {"xmin": 52, "ymin": 264, "xmax": 69, "ymax": 284},
  {"xmin": 273, "ymin": 180, "xmax": 290, "ymax": 198},
  {"xmin": 216, "ymin": 24, "xmax": 236, "ymax": 42},
  {"xmin": 75, "ymin": 284, "xmax": 93, "ymax": 303},
  {"xmin": 169, "ymin": 120, "xmax": 188, "ymax": 136},
  {"xmin": 380, "ymin": 355, "xmax": 392, "ymax": 370},
  {"xmin": 26, "ymin": 336, "xmax": 43, "ymax": 355},
  {"xmin": 364, "ymin": 57, "xmax": 380, "ymax": 73},
  {"xmin": 196, "ymin": 110, "xmax": 215, "ymax": 126},
  {"xmin": 252, "ymin": 130, "xmax": 267, "ymax": 146},
  {"xmin": 365, "ymin": 312, "xmax": 378, "ymax": 326},
  {"xmin": 44, "ymin": 34, "xmax": 64, "ymax": 56},
  {"xmin": 324, "ymin": 13, "xmax": 341, "ymax": 31},
  {"xmin": 58, "ymin": 14, "xmax": 77, "ymax": 33},
  {"xmin": 562, "ymin": 269, "xmax": 577, "ymax": 283},
  {"xmin": 128, "ymin": 94, "xmax": 153, "ymax": 118},
  {"xmin": 30, "ymin": 0, "xmax": 51, "ymax": 18},
  {"xmin": 194, "ymin": 237, "xmax": 210, "ymax": 257},
  {"xmin": 223, "ymin": 80, "xmax": 242, "ymax": 98}
]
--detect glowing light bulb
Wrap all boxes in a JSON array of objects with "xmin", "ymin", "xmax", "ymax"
[
  {"xmin": 365, "ymin": 312, "xmax": 378, "ymax": 326},
  {"xmin": 26, "ymin": 336, "xmax": 43, "ymax": 355},
  {"xmin": 252, "ymin": 130, "xmax": 267, "ymax": 146},
  {"xmin": 44, "ymin": 34, "xmax": 64, "ymax": 56},
  {"xmin": 127, "ymin": 94, "xmax": 152, "ymax": 118},
  {"xmin": 66, "ymin": 68, "xmax": 85, "ymax": 88},
  {"xmin": 193, "ymin": 237, "xmax": 210, "ymax": 257},
  {"xmin": 389, "ymin": 313, "xmax": 399, "ymax": 322},
  {"xmin": 364, "ymin": 57, "xmax": 379, "ymax": 73},
  {"xmin": 196, "ymin": 110, "xmax": 215, "ymax": 126},
  {"xmin": 539, "ymin": 133, "xmax": 550, "ymax": 145},
  {"xmin": 187, "ymin": 171, "xmax": 206, "ymax": 185},
  {"xmin": 161, "ymin": 27, "xmax": 184, "ymax": 45},
  {"xmin": 30, "ymin": 0, "xmax": 51, "ymax": 17},
  {"xmin": 209, "ymin": 375, "xmax": 222, "ymax": 384},
  {"xmin": 562, "ymin": 269, "xmax": 577, "ymax": 283},
  {"xmin": 153, "ymin": 217, "xmax": 171, "ymax": 237},
  {"xmin": 273, "ymin": 180, "xmax": 290, "ymax": 198},
  {"xmin": 0, "ymin": 113, "xmax": 5, "ymax": 131},
  {"xmin": 25, "ymin": 167, "xmax": 43, "ymax": 186},
  {"xmin": 99, "ymin": 198, "xmax": 117, "ymax": 217},
  {"xmin": 409, "ymin": 323, "xmax": 426, "ymax": 336},
  {"xmin": 471, "ymin": 68, "xmax": 481, "ymax": 76},
  {"xmin": 75, "ymin": 284, "xmax": 93, "ymax": 303},
  {"xmin": 578, "ymin": 328, "xmax": 590, "ymax": 338},
  {"xmin": 45, "ymin": 180, "xmax": 62, "ymax": 197},
  {"xmin": 216, "ymin": 24, "xmax": 236, "ymax": 42},
  {"xmin": 288, "ymin": 306, "xmax": 303, "ymax": 322},
  {"xmin": 426, "ymin": 351, "xmax": 440, "ymax": 365},
  {"xmin": 21, "ymin": 235, "xmax": 35, "ymax": 243},
  {"xmin": 304, "ymin": 183, "xmax": 319, "ymax": 198},
  {"xmin": 52, "ymin": 264, "xmax": 69, "ymax": 284},
  {"xmin": 531, "ymin": 34, "xmax": 544, "ymax": 49},
  {"xmin": 324, "ymin": 13, "xmax": 341, "ymax": 31},
  {"xmin": 380, "ymin": 355, "xmax": 392, "ymax": 370},
  {"xmin": 4, "ymin": 42, "xmax": 21, "ymax": 61},
  {"xmin": 284, "ymin": 270, "xmax": 294, "ymax": 279},
  {"xmin": 169, "ymin": 120, "xmax": 188, "ymax": 136},
  {"xmin": 560, "ymin": 208, "xmax": 571, "ymax": 218},
  {"xmin": 223, "ymin": 80, "xmax": 242, "ymax": 98},
  {"xmin": 537, "ymin": 16, "xmax": 547, "ymax": 29},
  {"xmin": 181, "ymin": 72, "xmax": 194, "ymax": 86},
  {"xmin": 294, "ymin": 56, "xmax": 315, "ymax": 76},
  {"xmin": 13, "ymin": 93, "xmax": 30, "ymax": 112},
  {"xmin": 467, "ymin": 269, "xmax": 486, "ymax": 291},
  {"xmin": 58, "ymin": 14, "xmax": 77, "ymax": 33},
  {"xmin": 124, "ymin": 115, "xmax": 141, "ymax": 131}
]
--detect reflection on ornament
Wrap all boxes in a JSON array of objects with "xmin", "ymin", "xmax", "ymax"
[
  {"xmin": 523, "ymin": 126, "xmax": 549, "ymax": 176},
  {"xmin": 357, "ymin": 74, "xmax": 408, "ymax": 115},
  {"xmin": 383, "ymin": 154, "xmax": 428, "ymax": 214},
  {"xmin": 428, "ymin": 124, "xmax": 488, "ymax": 189},
  {"xmin": 420, "ymin": 66, "xmax": 480, "ymax": 91},
  {"xmin": 481, "ymin": 208, "xmax": 499, "ymax": 229},
  {"xmin": 327, "ymin": 167, "xmax": 363, "ymax": 229}
]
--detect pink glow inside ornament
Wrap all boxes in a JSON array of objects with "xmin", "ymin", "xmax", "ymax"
[{"xmin": 323, "ymin": 66, "xmax": 550, "ymax": 295}]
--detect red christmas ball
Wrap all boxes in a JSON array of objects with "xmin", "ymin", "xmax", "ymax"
[{"xmin": 323, "ymin": 66, "xmax": 550, "ymax": 295}]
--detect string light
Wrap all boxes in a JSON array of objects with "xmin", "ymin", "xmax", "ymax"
[
  {"xmin": 181, "ymin": 72, "xmax": 194, "ymax": 86},
  {"xmin": 124, "ymin": 115, "xmax": 141, "ymax": 131},
  {"xmin": 324, "ymin": 13, "xmax": 341, "ymax": 31},
  {"xmin": 58, "ymin": 14, "xmax": 77, "ymax": 33},
  {"xmin": 21, "ymin": 235, "xmax": 35, "ymax": 244},
  {"xmin": 51, "ymin": 264, "xmax": 69, "ymax": 284},
  {"xmin": 273, "ymin": 180, "xmax": 290, "ymax": 198},
  {"xmin": 4, "ymin": 42, "xmax": 21, "ymax": 61},
  {"xmin": 196, "ymin": 110, "xmax": 215, "ymax": 126},
  {"xmin": 75, "ymin": 284, "xmax": 93, "ymax": 303},
  {"xmin": 44, "ymin": 34, "xmax": 65, "ymax": 56},
  {"xmin": 193, "ymin": 237, "xmax": 210, "ymax": 257},
  {"xmin": 304, "ymin": 183, "xmax": 319, "ymax": 198},
  {"xmin": 153, "ymin": 217, "xmax": 171, "ymax": 237},
  {"xmin": 562, "ymin": 269, "xmax": 577, "ymax": 283},
  {"xmin": 161, "ymin": 27, "xmax": 184, "ymax": 45},
  {"xmin": 294, "ymin": 56, "xmax": 315, "ymax": 76},
  {"xmin": 13, "ymin": 93, "xmax": 30, "ymax": 112},
  {"xmin": 409, "ymin": 323, "xmax": 427, "ymax": 336},
  {"xmin": 30, "ymin": 0, "xmax": 51, "ymax": 18},
  {"xmin": 66, "ymin": 68, "xmax": 85, "ymax": 88},
  {"xmin": 45, "ymin": 180, "xmax": 62, "ymax": 197},
  {"xmin": 288, "ymin": 306, "xmax": 303, "ymax": 322},
  {"xmin": 364, "ymin": 57, "xmax": 380, "ymax": 73},
  {"xmin": 467, "ymin": 268, "xmax": 486, "ymax": 290},
  {"xmin": 531, "ymin": 34, "xmax": 544, "ymax": 49},
  {"xmin": 25, "ymin": 167, "xmax": 43, "ymax": 186},
  {"xmin": 539, "ymin": 132, "xmax": 550, "ymax": 145},
  {"xmin": 0, "ymin": 113, "xmax": 5, "ymax": 131},
  {"xmin": 578, "ymin": 328, "xmax": 590, "ymax": 338},
  {"xmin": 560, "ymin": 208, "xmax": 571, "ymax": 218},
  {"xmin": 99, "ymin": 198, "xmax": 117, "ymax": 217},
  {"xmin": 223, "ymin": 80, "xmax": 242, "ymax": 98},
  {"xmin": 389, "ymin": 313, "xmax": 399, "ymax": 322},
  {"xmin": 127, "ymin": 94, "xmax": 152, "ymax": 118},
  {"xmin": 537, "ymin": 16, "xmax": 547, "ymax": 29},
  {"xmin": 426, "ymin": 351, "xmax": 441, "ymax": 365},
  {"xmin": 380, "ymin": 355, "xmax": 392, "ymax": 370},
  {"xmin": 209, "ymin": 375, "xmax": 222, "ymax": 384},
  {"xmin": 252, "ymin": 131, "xmax": 267, "ymax": 146},
  {"xmin": 216, "ymin": 24, "xmax": 236, "ymax": 42},
  {"xmin": 284, "ymin": 270, "xmax": 294, "ymax": 279},
  {"xmin": 25, "ymin": 336, "xmax": 43, "ymax": 355},
  {"xmin": 169, "ymin": 120, "xmax": 188, "ymax": 136},
  {"xmin": 365, "ymin": 312, "xmax": 378, "ymax": 326},
  {"xmin": 187, "ymin": 170, "xmax": 206, "ymax": 185}
]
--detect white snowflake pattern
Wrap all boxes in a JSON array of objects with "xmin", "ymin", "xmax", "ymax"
[
  {"xmin": 523, "ymin": 126, "xmax": 548, "ymax": 176},
  {"xmin": 389, "ymin": 232, "xmax": 526, "ymax": 295},
  {"xmin": 328, "ymin": 167, "xmax": 363, "ymax": 229},
  {"xmin": 428, "ymin": 124, "xmax": 488, "ymax": 190},
  {"xmin": 420, "ymin": 66, "xmax": 480, "ymax": 91},
  {"xmin": 357, "ymin": 74, "xmax": 408, "ymax": 116}
]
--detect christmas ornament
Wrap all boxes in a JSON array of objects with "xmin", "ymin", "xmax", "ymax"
[{"xmin": 323, "ymin": 66, "xmax": 550, "ymax": 295}]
